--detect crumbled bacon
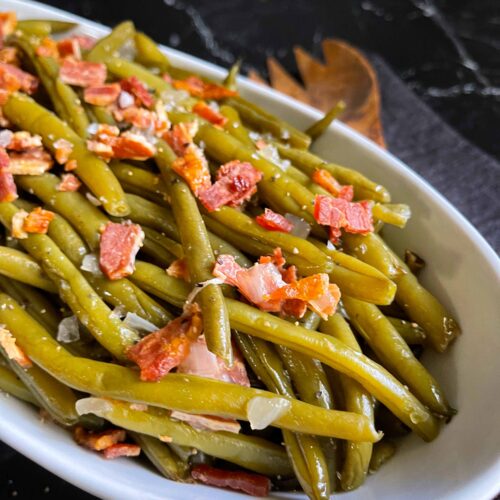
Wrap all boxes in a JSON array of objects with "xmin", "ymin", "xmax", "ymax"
[
  {"xmin": 0, "ymin": 47, "xmax": 19, "ymax": 65},
  {"xmin": 64, "ymin": 158, "xmax": 78, "ymax": 171},
  {"xmin": 0, "ymin": 64, "xmax": 20, "ymax": 105},
  {"xmin": 52, "ymin": 138, "xmax": 74, "ymax": 164},
  {"xmin": 192, "ymin": 101, "xmax": 227, "ymax": 127},
  {"xmin": 118, "ymin": 106, "xmax": 156, "ymax": 129},
  {"xmin": 255, "ymin": 208, "xmax": 293, "ymax": 233},
  {"xmin": 312, "ymin": 169, "xmax": 353, "ymax": 201},
  {"xmin": 74, "ymin": 426, "xmax": 126, "ymax": 451},
  {"xmin": 314, "ymin": 195, "xmax": 374, "ymax": 243},
  {"xmin": 99, "ymin": 221, "xmax": 144, "ymax": 280},
  {"xmin": 111, "ymin": 132, "xmax": 156, "ymax": 160},
  {"xmin": 102, "ymin": 443, "xmax": 141, "ymax": 459},
  {"xmin": 198, "ymin": 160, "xmax": 262, "ymax": 212},
  {"xmin": 0, "ymin": 12, "xmax": 16, "ymax": 39},
  {"xmin": 6, "ymin": 131, "xmax": 42, "ymax": 151},
  {"xmin": 0, "ymin": 146, "xmax": 16, "ymax": 202},
  {"xmin": 57, "ymin": 35, "xmax": 95, "ymax": 59},
  {"xmin": 83, "ymin": 83, "xmax": 120, "ymax": 106},
  {"xmin": 163, "ymin": 121, "xmax": 199, "ymax": 156},
  {"xmin": 191, "ymin": 465, "xmax": 271, "ymax": 497},
  {"xmin": 0, "ymin": 62, "xmax": 38, "ymax": 94},
  {"xmin": 22, "ymin": 207, "xmax": 55, "ymax": 235},
  {"xmin": 166, "ymin": 258, "xmax": 190, "ymax": 282},
  {"xmin": 172, "ymin": 76, "xmax": 237, "ymax": 100},
  {"xmin": 7, "ymin": 148, "xmax": 53, "ymax": 175},
  {"xmin": 59, "ymin": 59, "xmax": 106, "ymax": 87},
  {"xmin": 0, "ymin": 327, "xmax": 32, "ymax": 368},
  {"xmin": 56, "ymin": 173, "xmax": 81, "ymax": 192},
  {"xmin": 35, "ymin": 37, "xmax": 59, "ymax": 59},
  {"xmin": 120, "ymin": 76, "xmax": 154, "ymax": 108},
  {"xmin": 87, "ymin": 140, "xmax": 113, "ymax": 158},
  {"xmin": 126, "ymin": 306, "xmax": 202, "ymax": 381},
  {"xmin": 171, "ymin": 143, "xmax": 211, "ymax": 196}
]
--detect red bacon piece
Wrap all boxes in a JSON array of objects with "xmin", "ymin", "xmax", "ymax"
[
  {"xmin": 126, "ymin": 308, "xmax": 202, "ymax": 382},
  {"xmin": 0, "ymin": 12, "xmax": 17, "ymax": 39},
  {"xmin": 111, "ymin": 132, "xmax": 156, "ymax": 160},
  {"xmin": 83, "ymin": 83, "xmax": 120, "ymax": 106},
  {"xmin": 172, "ymin": 76, "xmax": 237, "ymax": 100},
  {"xmin": 6, "ymin": 131, "xmax": 42, "ymax": 151},
  {"xmin": 163, "ymin": 122, "xmax": 198, "ymax": 156},
  {"xmin": 0, "ymin": 47, "xmax": 19, "ymax": 65},
  {"xmin": 59, "ymin": 59, "xmax": 106, "ymax": 87},
  {"xmin": 53, "ymin": 138, "xmax": 74, "ymax": 164},
  {"xmin": 0, "ymin": 62, "xmax": 38, "ymax": 94},
  {"xmin": 7, "ymin": 148, "xmax": 53, "ymax": 175},
  {"xmin": 198, "ymin": 160, "xmax": 262, "ymax": 212},
  {"xmin": 35, "ymin": 37, "xmax": 59, "ymax": 58},
  {"xmin": 102, "ymin": 443, "xmax": 141, "ymax": 459},
  {"xmin": 74, "ymin": 426, "xmax": 126, "ymax": 452},
  {"xmin": 120, "ymin": 76, "xmax": 154, "ymax": 108},
  {"xmin": 312, "ymin": 168, "xmax": 354, "ymax": 201},
  {"xmin": 99, "ymin": 222, "xmax": 144, "ymax": 280},
  {"xmin": 192, "ymin": 101, "xmax": 227, "ymax": 127},
  {"xmin": 166, "ymin": 258, "xmax": 190, "ymax": 282},
  {"xmin": 191, "ymin": 465, "xmax": 271, "ymax": 497},
  {"xmin": 57, "ymin": 36, "xmax": 95, "ymax": 59},
  {"xmin": 0, "ymin": 147, "xmax": 16, "ymax": 202},
  {"xmin": 56, "ymin": 173, "xmax": 81, "ymax": 192},
  {"xmin": 22, "ymin": 207, "xmax": 55, "ymax": 234},
  {"xmin": 171, "ymin": 144, "xmax": 211, "ymax": 196},
  {"xmin": 255, "ymin": 208, "xmax": 293, "ymax": 233}
]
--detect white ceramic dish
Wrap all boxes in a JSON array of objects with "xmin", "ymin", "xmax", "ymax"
[{"xmin": 1, "ymin": 1, "xmax": 499, "ymax": 499}]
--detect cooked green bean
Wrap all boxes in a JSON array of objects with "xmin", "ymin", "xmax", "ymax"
[
  {"xmin": 3, "ymin": 93, "xmax": 129, "ymax": 216},
  {"xmin": 110, "ymin": 162, "xmax": 169, "ymax": 201},
  {"xmin": 387, "ymin": 317, "xmax": 426, "ymax": 345},
  {"xmin": 86, "ymin": 20, "xmax": 135, "ymax": 63},
  {"xmin": 17, "ymin": 19, "xmax": 76, "ymax": 36},
  {"xmin": 223, "ymin": 59, "xmax": 241, "ymax": 90},
  {"xmin": 220, "ymin": 105, "xmax": 255, "ymax": 148},
  {"xmin": 134, "ymin": 31, "xmax": 170, "ymax": 71},
  {"xmin": 0, "ymin": 294, "xmax": 379, "ymax": 441},
  {"xmin": 372, "ymin": 203, "xmax": 411, "ymax": 228},
  {"xmin": 0, "ymin": 246, "xmax": 57, "ymax": 293},
  {"xmin": 369, "ymin": 440, "xmax": 396, "ymax": 473},
  {"xmin": 0, "ymin": 364, "xmax": 37, "ymax": 405},
  {"xmin": 305, "ymin": 101, "xmax": 346, "ymax": 141}
]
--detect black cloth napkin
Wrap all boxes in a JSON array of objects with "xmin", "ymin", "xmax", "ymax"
[{"xmin": 1, "ymin": 56, "xmax": 499, "ymax": 499}]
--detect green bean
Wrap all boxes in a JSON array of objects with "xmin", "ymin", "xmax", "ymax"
[
  {"xmin": 130, "ymin": 433, "xmax": 190, "ymax": 481},
  {"xmin": 369, "ymin": 440, "xmax": 396, "ymax": 473},
  {"xmin": 223, "ymin": 59, "xmax": 241, "ymax": 90},
  {"xmin": 53, "ymin": 79, "xmax": 90, "ymax": 138},
  {"xmin": 0, "ymin": 294, "xmax": 379, "ymax": 441},
  {"xmin": 343, "ymin": 232, "xmax": 460, "ymax": 352},
  {"xmin": 372, "ymin": 203, "xmax": 411, "ymax": 228},
  {"xmin": 86, "ymin": 103, "xmax": 117, "ymax": 126},
  {"xmin": 206, "ymin": 232, "xmax": 252, "ymax": 268},
  {"xmin": 276, "ymin": 144, "xmax": 391, "ymax": 203},
  {"xmin": 320, "ymin": 313, "xmax": 375, "ymax": 491},
  {"xmin": 387, "ymin": 317, "xmax": 426, "ymax": 345},
  {"xmin": 299, "ymin": 310, "xmax": 322, "ymax": 331},
  {"xmin": 226, "ymin": 97, "xmax": 311, "ymax": 149},
  {"xmin": 155, "ymin": 140, "xmax": 232, "ymax": 363},
  {"xmin": 86, "ymin": 21, "xmax": 135, "ymax": 62},
  {"xmin": 141, "ymin": 228, "xmax": 178, "ymax": 267},
  {"xmin": 342, "ymin": 296, "xmax": 451, "ymax": 416},
  {"xmin": 305, "ymin": 101, "xmax": 346, "ymax": 141},
  {"xmin": 404, "ymin": 249, "xmax": 425, "ymax": 275},
  {"xmin": 0, "ymin": 246, "xmax": 57, "ymax": 293},
  {"xmin": 134, "ymin": 32, "xmax": 170, "ymax": 71},
  {"xmin": 16, "ymin": 19, "xmax": 76, "ymax": 36},
  {"xmin": 0, "ymin": 203, "xmax": 138, "ymax": 361},
  {"xmin": 219, "ymin": 105, "xmax": 255, "ymax": 148},
  {"xmin": 235, "ymin": 333, "xmax": 331, "ymax": 499},
  {"xmin": 0, "ymin": 364, "xmax": 37, "ymax": 405},
  {"xmin": 204, "ymin": 206, "xmax": 333, "ymax": 275},
  {"xmin": 0, "ymin": 346, "xmax": 79, "ymax": 426},
  {"xmin": 3, "ymin": 93, "xmax": 129, "ymax": 216}
]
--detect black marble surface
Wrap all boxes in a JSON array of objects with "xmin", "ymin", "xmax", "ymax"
[{"xmin": 1, "ymin": 1, "xmax": 499, "ymax": 498}]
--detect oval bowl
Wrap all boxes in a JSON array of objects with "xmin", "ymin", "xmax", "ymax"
[{"xmin": 1, "ymin": 1, "xmax": 499, "ymax": 499}]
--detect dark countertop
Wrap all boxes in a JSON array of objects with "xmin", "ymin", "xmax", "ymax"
[{"xmin": 1, "ymin": 1, "xmax": 499, "ymax": 498}]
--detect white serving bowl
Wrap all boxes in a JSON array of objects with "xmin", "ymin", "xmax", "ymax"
[{"xmin": 1, "ymin": 1, "xmax": 499, "ymax": 499}]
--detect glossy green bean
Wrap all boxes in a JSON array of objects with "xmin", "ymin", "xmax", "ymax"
[
  {"xmin": 0, "ymin": 364, "xmax": 37, "ymax": 405},
  {"xmin": 53, "ymin": 78, "xmax": 90, "ymax": 138},
  {"xmin": 86, "ymin": 103, "xmax": 117, "ymax": 126},
  {"xmin": 372, "ymin": 203, "xmax": 411, "ymax": 228},
  {"xmin": 223, "ymin": 59, "xmax": 241, "ymax": 90},
  {"xmin": 134, "ymin": 31, "xmax": 170, "ymax": 71},
  {"xmin": 219, "ymin": 105, "xmax": 255, "ymax": 148},
  {"xmin": 141, "ymin": 228, "xmax": 178, "ymax": 267},
  {"xmin": 0, "ymin": 294, "xmax": 379, "ymax": 441},
  {"xmin": 3, "ymin": 93, "xmax": 129, "ymax": 216},
  {"xmin": 305, "ymin": 101, "xmax": 346, "ymax": 141},
  {"xmin": 342, "ymin": 296, "xmax": 451, "ymax": 416},
  {"xmin": 0, "ymin": 246, "xmax": 56, "ymax": 292},
  {"xmin": 110, "ymin": 161, "xmax": 169, "ymax": 200},
  {"xmin": 86, "ymin": 21, "xmax": 135, "ymax": 62},
  {"xmin": 387, "ymin": 317, "xmax": 426, "ymax": 345},
  {"xmin": 369, "ymin": 440, "xmax": 396, "ymax": 473},
  {"xmin": 17, "ymin": 19, "xmax": 76, "ymax": 36}
]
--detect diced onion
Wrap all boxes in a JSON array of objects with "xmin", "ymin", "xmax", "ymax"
[
  {"xmin": 185, "ymin": 278, "xmax": 224, "ymax": 308},
  {"xmin": 86, "ymin": 122, "xmax": 100, "ymax": 135},
  {"xmin": 123, "ymin": 312, "xmax": 158, "ymax": 333},
  {"xmin": 285, "ymin": 213, "xmax": 311, "ymax": 239},
  {"xmin": 0, "ymin": 129, "xmax": 13, "ymax": 147},
  {"xmin": 110, "ymin": 305, "xmax": 127, "ymax": 319},
  {"xmin": 56, "ymin": 315, "xmax": 80, "ymax": 343},
  {"xmin": 80, "ymin": 253, "xmax": 102, "ymax": 275},
  {"xmin": 247, "ymin": 396, "xmax": 291, "ymax": 430},
  {"xmin": 326, "ymin": 240, "xmax": 336, "ymax": 251},
  {"xmin": 118, "ymin": 90, "xmax": 134, "ymax": 109},
  {"xmin": 85, "ymin": 192, "xmax": 102, "ymax": 206},
  {"xmin": 257, "ymin": 144, "xmax": 290, "ymax": 171},
  {"xmin": 75, "ymin": 397, "xmax": 113, "ymax": 417}
]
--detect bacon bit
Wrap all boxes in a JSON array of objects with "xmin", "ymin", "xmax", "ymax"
[
  {"xmin": 312, "ymin": 169, "xmax": 353, "ymax": 201},
  {"xmin": 6, "ymin": 131, "xmax": 43, "ymax": 151},
  {"xmin": 255, "ymin": 208, "xmax": 293, "ymax": 233},
  {"xmin": 8, "ymin": 148, "xmax": 53, "ymax": 175},
  {"xmin": 53, "ymin": 138, "xmax": 74, "ymax": 164},
  {"xmin": 163, "ymin": 121, "xmax": 199, "ymax": 156},
  {"xmin": 83, "ymin": 83, "xmax": 120, "ymax": 106},
  {"xmin": 162, "ymin": 73, "xmax": 173, "ymax": 84},
  {"xmin": 0, "ymin": 327, "xmax": 32, "ymax": 368},
  {"xmin": 92, "ymin": 123, "xmax": 120, "ymax": 140},
  {"xmin": 0, "ymin": 147, "xmax": 16, "ymax": 202},
  {"xmin": 99, "ymin": 221, "xmax": 144, "ymax": 280},
  {"xmin": 11, "ymin": 209, "xmax": 28, "ymax": 238},
  {"xmin": 193, "ymin": 101, "xmax": 227, "ymax": 127},
  {"xmin": 87, "ymin": 140, "xmax": 113, "ymax": 158},
  {"xmin": 111, "ymin": 132, "xmax": 156, "ymax": 160},
  {"xmin": 64, "ymin": 159, "xmax": 78, "ymax": 171},
  {"xmin": 0, "ymin": 47, "xmax": 19, "ymax": 65},
  {"xmin": 56, "ymin": 173, "xmax": 81, "ymax": 192},
  {"xmin": 56, "ymin": 37, "xmax": 79, "ymax": 59},
  {"xmin": 172, "ymin": 76, "xmax": 237, "ymax": 100},
  {"xmin": 126, "ymin": 307, "xmax": 202, "ymax": 381},
  {"xmin": 120, "ymin": 76, "xmax": 154, "ymax": 108},
  {"xmin": 172, "ymin": 144, "xmax": 211, "ymax": 196},
  {"xmin": 314, "ymin": 195, "xmax": 374, "ymax": 243},
  {"xmin": 74, "ymin": 426, "xmax": 126, "ymax": 451},
  {"xmin": 170, "ymin": 412, "xmax": 241, "ymax": 434},
  {"xmin": 282, "ymin": 298, "xmax": 308, "ymax": 318},
  {"xmin": 22, "ymin": 207, "xmax": 55, "ymax": 235},
  {"xmin": 191, "ymin": 465, "xmax": 271, "ymax": 497},
  {"xmin": 35, "ymin": 37, "xmax": 59, "ymax": 59},
  {"xmin": 0, "ymin": 12, "xmax": 16, "ymax": 38},
  {"xmin": 118, "ymin": 106, "xmax": 156, "ymax": 129},
  {"xmin": 198, "ymin": 160, "xmax": 262, "ymax": 212},
  {"xmin": 258, "ymin": 247, "xmax": 287, "ymax": 271},
  {"xmin": 255, "ymin": 138, "xmax": 268, "ymax": 150},
  {"xmin": 102, "ymin": 443, "xmax": 141, "ymax": 459},
  {"xmin": 166, "ymin": 258, "xmax": 190, "ymax": 282},
  {"xmin": 59, "ymin": 59, "xmax": 106, "ymax": 87},
  {"xmin": 0, "ymin": 62, "xmax": 38, "ymax": 94}
]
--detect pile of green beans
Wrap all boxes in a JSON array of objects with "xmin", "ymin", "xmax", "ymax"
[{"xmin": 0, "ymin": 15, "xmax": 461, "ymax": 498}]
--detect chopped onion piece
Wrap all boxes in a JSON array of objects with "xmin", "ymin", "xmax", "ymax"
[
  {"xmin": 326, "ymin": 239, "xmax": 336, "ymax": 251},
  {"xmin": 285, "ymin": 213, "xmax": 311, "ymax": 239},
  {"xmin": 185, "ymin": 278, "xmax": 224, "ymax": 308},
  {"xmin": 110, "ymin": 305, "xmax": 127, "ymax": 319},
  {"xmin": 257, "ymin": 144, "xmax": 290, "ymax": 171},
  {"xmin": 247, "ymin": 396, "xmax": 291, "ymax": 430},
  {"xmin": 86, "ymin": 122, "xmax": 100, "ymax": 135},
  {"xmin": 56, "ymin": 315, "xmax": 80, "ymax": 343},
  {"xmin": 76, "ymin": 397, "xmax": 113, "ymax": 417},
  {"xmin": 0, "ymin": 129, "xmax": 13, "ymax": 147},
  {"xmin": 85, "ymin": 192, "xmax": 102, "ymax": 206},
  {"xmin": 123, "ymin": 312, "xmax": 158, "ymax": 333},
  {"xmin": 80, "ymin": 253, "xmax": 102, "ymax": 275},
  {"xmin": 118, "ymin": 90, "xmax": 135, "ymax": 109}
]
